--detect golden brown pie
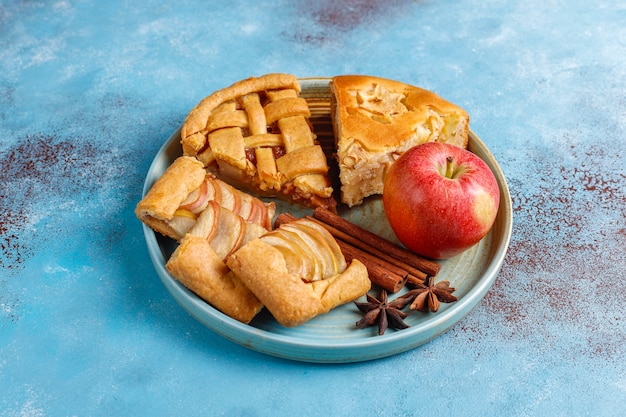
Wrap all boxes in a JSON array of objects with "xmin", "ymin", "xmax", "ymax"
[
  {"xmin": 181, "ymin": 73, "xmax": 337, "ymax": 211},
  {"xmin": 136, "ymin": 156, "xmax": 275, "ymax": 241},
  {"xmin": 226, "ymin": 218, "xmax": 370, "ymax": 327},
  {"xmin": 330, "ymin": 75, "xmax": 470, "ymax": 206}
]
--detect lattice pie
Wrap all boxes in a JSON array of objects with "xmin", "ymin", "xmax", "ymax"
[{"xmin": 181, "ymin": 73, "xmax": 337, "ymax": 211}]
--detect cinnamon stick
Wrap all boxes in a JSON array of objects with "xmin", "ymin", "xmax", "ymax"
[
  {"xmin": 312, "ymin": 207, "xmax": 440, "ymax": 277},
  {"xmin": 274, "ymin": 213, "xmax": 407, "ymax": 293},
  {"xmin": 335, "ymin": 239, "xmax": 407, "ymax": 293},
  {"xmin": 406, "ymin": 273, "xmax": 428, "ymax": 288},
  {"xmin": 274, "ymin": 212, "xmax": 293, "ymax": 227}
]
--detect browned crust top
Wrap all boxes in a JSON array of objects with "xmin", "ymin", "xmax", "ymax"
[
  {"xmin": 330, "ymin": 74, "xmax": 469, "ymax": 151},
  {"xmin": 181, "ymin": 73, "xmax": 301, "ymax": 140}
]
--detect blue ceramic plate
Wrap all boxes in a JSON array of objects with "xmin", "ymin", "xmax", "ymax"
[{"xmin": 141, "ymin": 78, "xmax": 512, "ymax": 363}]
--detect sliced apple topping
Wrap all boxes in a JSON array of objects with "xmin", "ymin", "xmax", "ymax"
[
  {"xmin": 212, "ymin": 179, "xmax": 240, "ymax": 214},
  {"xmin": 206, "ymin": 176, "xmax": 276, "ymax": 227},
  {"xmin": 206, "ymin": 177, "xmax": 222, "ymax": 205},
  {"xmin": 237, "ymin": 194, "xmax": 253, "ymax": 222},
  {"xmin": 246, "ymin": 196, "xmax": 261, "ymax": 225},
  {"xmin": 186, "ymin": 200, "xmax": 267, "ymax": 262},
  {"xmin": 179, "ymin": 179, "xmax": 210, "ymax": 213},
  {"xmin": 250, "ymin": 198, "xmax": 270, "ymax": 229},
  {"xmin": 259, "ymin": 233, "xmax": 310, "ymax": 279},
  {"xmin": 173, "ymin": 208, "xmax": 197, "ymax": 220},
  {"xmin": 187, "ymin": 201, "xmax": 220, "ymax": 242},
  {"xmin": 169, "ymin": 208, "xmax": 197, "ymax": 237},
  {"xmin": 260, "ymin": 218, "xmax": 347, "ymax": 283},
  {"xmin": 211, "ymin": 211, "xmax": 245, "ymax": 260},
  {"xmin": 276, "ymin": 227, "xmax": 323, "ymax": 281},
  {"xmin": 289, "ymin": 220, "xmax": 346, "ymax": 276}
]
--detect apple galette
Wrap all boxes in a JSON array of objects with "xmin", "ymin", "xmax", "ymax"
[
  {"xmin": 181, "ymin": 73, "xmax": 337, "ymax": 211},
  {"xmin": 166, "ymin": 202, "xmax": 267, "ymax": 324},
  {"xmin": 226, "ymin": 218, "xmax": 370, "ymax": 327},
  {"xmin": 135, "ymin": 156, "xmax": 275, "ymax": 241},
  {"xmin": 330, "ymin": 75, "xmax": 470, "ymax": 206}
]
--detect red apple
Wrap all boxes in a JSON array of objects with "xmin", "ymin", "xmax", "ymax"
[{"xmin": 382, "ymin": 142, "xmax": 500, "ymax": 259}]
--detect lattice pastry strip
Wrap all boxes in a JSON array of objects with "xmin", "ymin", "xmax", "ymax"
[{"xmin": 240, "ymin": 93, "xmax": 267, "ymax": 135}]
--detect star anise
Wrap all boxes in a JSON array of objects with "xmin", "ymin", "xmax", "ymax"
[
  {"xmin": 354, "ymin": 290, "xmax": 413, "ymax": 335},
  {"xmin": 405, "ymin": 276, "xmax": 458, "ymax": 312}
]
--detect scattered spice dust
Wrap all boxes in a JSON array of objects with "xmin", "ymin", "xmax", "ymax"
[
  {"xmin": 286, "ymin": 0, "xmax": 418, "ymax": 45},
  {"xmin": 0, "ymin": 278, "xmax": 21, "ymax": 323},
  {"xmin": 0, "ymin": 132, "xmax": 102, "ymax": 271},
  {"xmin": 474, "ymin": 141, "xmax": 626, "ymax": 360}
]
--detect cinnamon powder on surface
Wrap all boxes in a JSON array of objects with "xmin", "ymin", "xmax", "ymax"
[{"xmin": 461, "ymin": 142, "xmax": 626, "ymax": 361}]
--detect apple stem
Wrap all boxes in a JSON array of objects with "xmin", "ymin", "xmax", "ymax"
[{"xmin": 445, "ymin": 156, "xmax": 454, "ymax": 178}]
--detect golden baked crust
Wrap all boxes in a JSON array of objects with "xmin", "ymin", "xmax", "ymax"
[
  {"xmin": 166, "ymin": 235, "xmax": 263, "ymax": 324},
  {"xmin": 226, "ymin": 218, "xmax": 370, "ymax": 327},
  {"xmin": 180, "ymin": 73, "xmax": 337, "ymax": 211},
  {"xmin": 136, "ymin": 156, "xmax": 275, "ymax": 241},
  {"xmin": 182, "ymin": 73, "xmax": 301, "ymax": 141},
  {"xmin": 330, "ymin": 75, "xmax": 470, "ymax": 206},
  {"xmin": 135, "ymin": 156, "xmax": 207, "ymax": 240}
]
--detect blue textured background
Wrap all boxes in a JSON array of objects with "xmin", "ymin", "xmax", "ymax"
[{"xmin": 1, "ymin": 1, "xmax": 625, "ymax": 415}]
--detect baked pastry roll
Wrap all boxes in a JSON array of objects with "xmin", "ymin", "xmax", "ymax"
[
  {"xmin": 166, "ymin": 202, "xmax": 266, "ymax": 323},
  {"xmin": 330, "ymin": 75, "xmax": 470, "ymax": 206},
  {"xmin": 136, "ymin": 156, "xmax": 275, "ymax": 241},
  {"xmin": 180, "ymin": 73, "xmax": 337, "ymax": 211},
  {"xmin": 226, "ymin": 218, "xmax": 370, "ymax": 327}
]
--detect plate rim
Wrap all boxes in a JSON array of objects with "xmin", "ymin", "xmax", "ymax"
[{"xmin": 140, "ymin": 78, "xmax": 513, "ymax": 363}]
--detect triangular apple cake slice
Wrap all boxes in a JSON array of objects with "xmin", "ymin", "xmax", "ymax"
[
  {"xmin": 330, "ymin": 75, "xmax": 470, "ymax": 207},
  {"xmin": 181, "ymin": 73, "xmax": 337, "ymax": 211}
]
